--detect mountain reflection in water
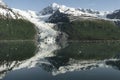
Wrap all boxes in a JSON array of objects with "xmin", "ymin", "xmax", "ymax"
[{"xmin": 1, "ymin": 41, "xmax": 120, "ymax": 80}]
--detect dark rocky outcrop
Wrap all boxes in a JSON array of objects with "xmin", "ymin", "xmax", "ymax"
[
  {"xmin": 107, "ymin": 9, "xmax": 120, "ymax": 19},
  {"xmin": 48, "ymin": 10, "xmax": 70, "ymax": 23}
]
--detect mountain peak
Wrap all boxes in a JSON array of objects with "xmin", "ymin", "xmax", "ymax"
[
  {"xmin": 0, "ymin": 0, "xmax": 7, "ymax": 7},
  {"xmin": 40, "ymin": 3, "xmax": 105, "ymax": 17},
  {"xmin": 51, "ymin": 3, "xmax": 60, "ymax": 8},
  {"xmin": 40, "ymin": 3, "xmax": 76, "ymax": 15},
  {"xmin": 39, "ymin": 3, "xmax": 59, "ymax": 15}
]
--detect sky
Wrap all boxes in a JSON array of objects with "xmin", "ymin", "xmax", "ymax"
[{"xmin": 3, "ymin": 0, "xmax": 120, "ymax": 11}]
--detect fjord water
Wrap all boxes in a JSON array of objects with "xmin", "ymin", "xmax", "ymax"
[{"xmin": 2, "ymin": 41, "xmax": 120, "ymax": 80}]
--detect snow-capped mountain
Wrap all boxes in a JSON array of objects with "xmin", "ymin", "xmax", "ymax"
[
  {"xmin": 40, "ymin": 3, "xmax": 108, "ymax": 18},
  {"xmin": 0, "ymin": 2, "xmax": 113, "ymax": 43},
  {"xmin": 0, "ymin": 1, "xmax": 118, "ymax": 22},
  {"xmin": 0, "ymin": 1, "xmax": 115, "ymax": 22},
  {"xmin": 39, "ymin": 3, "xmax": 113, "ymax": 24},
  {"xmin": 0, "ymin": 0, "xmax": 22, "ymax": 19}
]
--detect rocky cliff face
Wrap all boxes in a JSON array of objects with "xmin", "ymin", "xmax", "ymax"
[{"xmin": 107, "ymin": 9, "xmax": 120, "ymax": 19}]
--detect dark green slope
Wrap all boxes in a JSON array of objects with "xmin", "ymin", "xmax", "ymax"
[
  {"xmin": 0, "ymin": 19, "xmax": 37, "ymax": 61},
  {"xmin": 58, "ymin": 19, "xmax": 120, "ymax": 40},
  {"xmin": 0, "ymin": 19, "xmax": 36, "ymax": 40}
]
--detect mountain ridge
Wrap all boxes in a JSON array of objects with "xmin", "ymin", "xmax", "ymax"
[
  {"xmin": 40, "ymin": 3, "xmax": 108, "ymax": 18},
  {"xmin": 0, "ymin": 1, "xmax": 119, "ymax": 21}
]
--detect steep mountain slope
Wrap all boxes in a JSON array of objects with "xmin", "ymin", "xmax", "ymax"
[
  {"xmin": 40, "ymin": 3, "xmax": 120, "ymax": 40},
  {"xmin": 107, "ymin": 9, "xmax": 120, "ymax": 27},
  {"xmin": 107, "ymin": 9, "xmax": 120, "ymax": 19}
]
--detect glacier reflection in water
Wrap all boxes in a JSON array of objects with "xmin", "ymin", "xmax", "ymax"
[{"xmin": 2, "ymin": 41, "xmax": 120, "ymax": 80}]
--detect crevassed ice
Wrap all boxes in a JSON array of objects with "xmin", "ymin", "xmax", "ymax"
[{"xmin": 13, "ymin": 8, "xmax": 58, "ymax": 44}]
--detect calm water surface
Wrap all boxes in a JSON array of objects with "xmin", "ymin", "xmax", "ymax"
[{"xmin": 1, "ymin": 41, "xmax": 120, "ymax": 80}]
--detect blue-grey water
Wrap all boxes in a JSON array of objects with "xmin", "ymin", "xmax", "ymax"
[
  {"xmin": 3, "ymin": 67, "xmax": 120, "ymax": 80},
  {"xmin": 1, "ymin": 42, "xmax": 120, "ymax": 80}
]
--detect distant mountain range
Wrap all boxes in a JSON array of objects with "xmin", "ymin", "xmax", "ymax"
[
  {"xmin": 40, "ymin": 3, "xmax": 120, "ymax": 20},
  {"xmin": 0, "ymin": 2, "xmax": 120, "ymax": 21}
]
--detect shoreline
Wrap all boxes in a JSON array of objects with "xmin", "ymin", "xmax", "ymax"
[{"xmin": 68, "ymin": 40, "xmax": 120, "ymax": 43}]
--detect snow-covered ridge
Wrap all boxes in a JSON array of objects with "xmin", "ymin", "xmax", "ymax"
[
  {"xmin": 0, "ymin": 0, "xmax": 7, "ymax": 7},
  {"xmin": 40, "ymin": 3, "xmax": 109, "ymax": 18},
  {"xmin": 0, "ymin": 0, "xmax": 21, "ymax": 19}
]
